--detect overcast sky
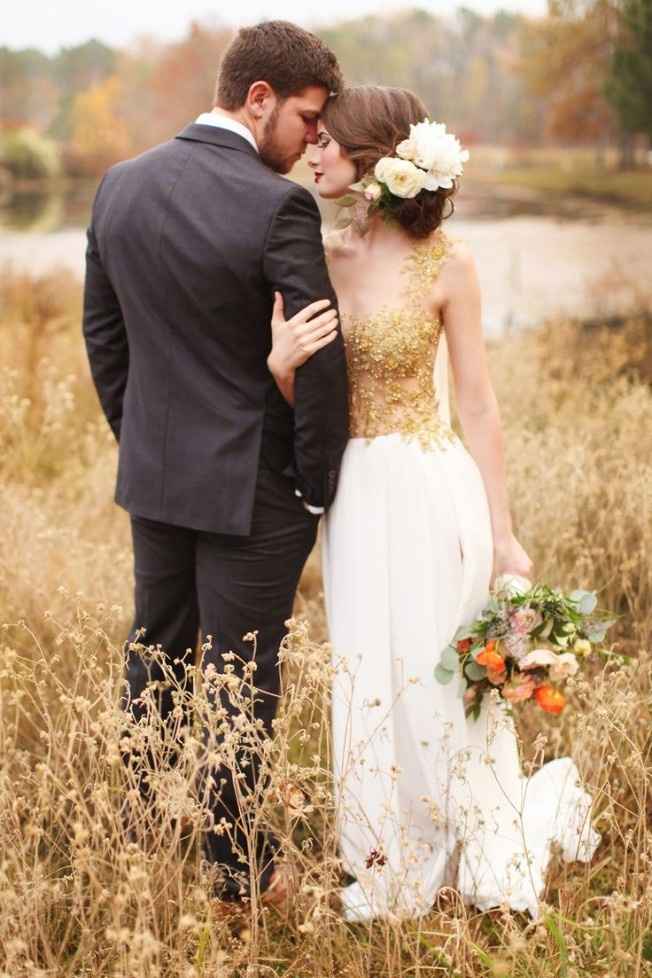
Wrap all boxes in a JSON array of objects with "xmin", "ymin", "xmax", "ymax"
[{"xmin": 4, "ymin": 0, "xmax": 547, "ymax": 53}]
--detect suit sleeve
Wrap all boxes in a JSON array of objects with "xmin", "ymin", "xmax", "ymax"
[
  {"xmin": 263, "ymin": 185, "xmax": 349, "ymax": 511},
  {"xmin": 82, "ymin": 183, "xmax": 129, "ymax": 443}
]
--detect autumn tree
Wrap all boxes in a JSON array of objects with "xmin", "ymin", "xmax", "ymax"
[
  {"xmin": 49, "ymin": 40, "xmax": 116, "ymax": 140},
  {"xmin": 0, "ymin": 47, "xmax": 59, "ymax": 130},
  {"xmin": 66, "ymin": 76, "xmax": 131, "ymax": 175},
  {"xmin": 0, "ymin": 39, "xmax": 115, "ymax": 143},
  {"xmin": 321, "ymin": 8, "xmax": 536, "ymax": 144},
  {"xmin": 517, "ymin": 0, "xmax": 619, "ymax": 149},
  {"xmin": 127, "ymin": 20, "xmax": 232, "ymax": 151}
]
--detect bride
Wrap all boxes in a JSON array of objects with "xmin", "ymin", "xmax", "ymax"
[{"xmin": 268, "ymin": 85, "xmax": 600, "ymax": 922}]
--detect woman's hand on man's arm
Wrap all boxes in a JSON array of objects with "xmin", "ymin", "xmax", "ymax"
[{"xmin": 267, "ymin": 291, "xmax": 339, "ymax": 406}]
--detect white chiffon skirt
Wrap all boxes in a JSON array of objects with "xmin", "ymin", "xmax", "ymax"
[{"xmin": 322, "ymin": 433, "xmax": 600, "ymax": 922}]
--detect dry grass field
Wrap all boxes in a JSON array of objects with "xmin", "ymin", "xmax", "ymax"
[{"xmin": 0, "ymin": 266, "xmax": 651, "ymax": 977}]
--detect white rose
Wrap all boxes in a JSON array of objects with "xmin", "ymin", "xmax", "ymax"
[
  {"xmin": 550, "ymin": 652, "xmax": 580, "ymax": 682},
  {"xmin": 519, "ymin": 648, "xmax": 558, "ymax": 671},
  {"xmin": 374, "ymin": 157, "xmax": 394, "ymax": 184},
  {"xmin": 374, "ymin": 158, "xmax": 426, "ymax": 199}
]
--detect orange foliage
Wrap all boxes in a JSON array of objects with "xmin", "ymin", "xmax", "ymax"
[{"xmin": 66, "ymin": 76, "xmax": 132, "ymax": 175}]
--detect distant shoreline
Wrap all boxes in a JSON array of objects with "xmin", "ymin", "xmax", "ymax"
[{"xmin": 4, "ymin": 162, "xmax": 652, "ymax": 222}]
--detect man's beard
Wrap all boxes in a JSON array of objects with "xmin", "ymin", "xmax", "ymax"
[{"xmin": 258, "ymin": 105, "xmax": 292, "ymax": 174}]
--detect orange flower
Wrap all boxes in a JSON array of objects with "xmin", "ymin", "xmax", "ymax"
[
  {"xmin": 487, "ymin": 666, "xmax": 507, "ymax": 686},
  {"xmin": 457, "ymin": 638, "xmax": 473, "ymax": 655},
  {"xmin": 534, "ymin": 683, "xmax": 566, "ymax": 715},
  {"xmin": 476, "ymin": 642, "xmax": 505, "ymax": 673}
]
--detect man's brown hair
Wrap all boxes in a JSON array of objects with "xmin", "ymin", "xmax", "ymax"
[{"xmin": 215, "ymin": 21, "xmax": 343, "ymax": 109}]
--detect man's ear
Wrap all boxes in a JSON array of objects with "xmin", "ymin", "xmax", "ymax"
[{"xmin": 246, "ymin": 80, "xmax": 275, "ymax": 119}]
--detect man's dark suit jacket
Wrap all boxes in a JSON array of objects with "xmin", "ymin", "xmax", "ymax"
[{"xmin": 83, "ymin": 123, "xmax": 349, "ymax": 535}]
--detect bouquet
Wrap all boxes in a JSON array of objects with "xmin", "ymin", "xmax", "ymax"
[{"xmin": 434, "ymin": 575, "xmax": 618, "ymax": 721}]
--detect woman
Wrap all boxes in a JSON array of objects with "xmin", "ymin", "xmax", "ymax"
[{"xmin": 268, "ymin": 86, "xmax": 600, "ymax": 922}]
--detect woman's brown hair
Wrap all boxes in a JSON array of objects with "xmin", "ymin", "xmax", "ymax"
[{"xmin": 321, "ymin": 85, "xmax": 456, "ymax": 239}]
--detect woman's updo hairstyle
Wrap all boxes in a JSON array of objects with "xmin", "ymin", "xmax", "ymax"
[{"xmin": 320, "ymin": 85, "xmax": 457, "ymax": 239}]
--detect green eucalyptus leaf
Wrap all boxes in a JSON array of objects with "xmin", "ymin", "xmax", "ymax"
[
  {"xmin": 465, "ymin": 661, "xmax": 486, "ymax": 682},
  {"xmin": 579, "ymin": 593, "xmax": 598, "ymax": 614},
  {"xmin": 435, "ymin": 663, "xmax": 455, "ymax": 685},
  {"xmin": 586, "ymin": 624, "xmax": 607, "ymax": 643},
  {"xmin": 570, "ymin": 590, "xmax": 598, "ymax": 615},
  {"xmin": 441, "ymin": 646, "xmax": 460, "ymax": 671}
]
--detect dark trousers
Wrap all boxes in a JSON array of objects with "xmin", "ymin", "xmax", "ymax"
[{"xmin": 121, "ymin": 465, "xmax": 318, "ymax": 899}]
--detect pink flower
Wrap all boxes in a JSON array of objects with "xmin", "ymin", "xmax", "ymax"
[
  {"xmin": 363, "ymin": 181, "xmax": 382, "ymax": 203},
  {"xmin": 510, "ymin": 607, "xmax": 543, "ymax": 636},
  {"xmin": 502, "ymin": 674, "xmax": 535, "ymax": 703},
  {"xmin": 503, "ymin": 632, "xmax": 529, "ymax": 662}
]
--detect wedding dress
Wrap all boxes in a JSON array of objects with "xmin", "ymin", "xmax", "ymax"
[{"xmin": 321, "ymin": 230, "xmax": 600, "ymax": 923}]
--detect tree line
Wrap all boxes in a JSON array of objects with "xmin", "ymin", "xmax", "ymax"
[{"xmin": 0, "ymin": 1, "xmax": 650, "ymax": 180}]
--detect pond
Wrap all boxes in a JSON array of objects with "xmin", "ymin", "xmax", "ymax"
[{"xmin": 1, "ymin": 178, "xmax": 651, "ymax": 334}]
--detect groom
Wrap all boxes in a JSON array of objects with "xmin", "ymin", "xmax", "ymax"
[{"xmin": 83, "ymin": 21, "xmax": 348, "ymax": 908}]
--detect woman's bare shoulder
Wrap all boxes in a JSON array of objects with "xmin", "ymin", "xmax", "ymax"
[{"xmin": 435, "ymin": 231, "xmax": 477, "ymax": 283}]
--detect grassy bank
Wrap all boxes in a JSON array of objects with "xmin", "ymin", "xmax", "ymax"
[
  {"xmin": 466, "ymin": 146, "xmax": 652, "ymax": 211},
  {"xmin": 0, "ymin": 268, "xmax": 650, "ymax": 977}
]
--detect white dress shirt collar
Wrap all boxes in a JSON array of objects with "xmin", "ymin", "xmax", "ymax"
[{"xmin": 195, "ymin": 111, "xmax": 259, "ymax": 153}]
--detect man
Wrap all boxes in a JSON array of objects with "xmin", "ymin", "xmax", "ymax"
[{"xmin": 82, "ymin": 21, "xmax": 348, "ymax": 912}]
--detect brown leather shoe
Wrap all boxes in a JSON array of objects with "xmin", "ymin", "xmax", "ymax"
[
  {"xmin": 211, "ymin": 897, "xmax": 249, "ymax": 924},
  {"xmin": 327, "ymin": 888, "xmax": 344, "ymax": 915},
  {"xmin": 174, "ymin": 814, "xmax": 195, "ymax": 837}
]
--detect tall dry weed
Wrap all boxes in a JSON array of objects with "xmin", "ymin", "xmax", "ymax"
[{"xmin": 0, "ymin": 267, "xmax": 650, "ymax": 977}]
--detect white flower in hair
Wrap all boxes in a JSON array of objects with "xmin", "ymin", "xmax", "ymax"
[
  {"xmin": 349, "ymin": 117, "xmax": 468, "ymax": 207},
  {"xmin": 374, "ymin": 157, "xmax": 426, "ymax": 199},
  {"xmin": 400, "ymin": 119, "xmax": 469, "ymax": 191},
  {"xmin": 399, "ymin": 120, "xmax": 448, "ymax": 171},
  {"xmin": 395, "ymin": 138, "xmax": 417, "ymax": 162}
]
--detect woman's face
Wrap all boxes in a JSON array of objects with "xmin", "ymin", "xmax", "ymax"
[{"xmin": 306, "ymin": 124, "xmax": 357, "ymax": 199}]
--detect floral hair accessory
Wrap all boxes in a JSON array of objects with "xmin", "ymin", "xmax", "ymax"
[{"xmin": 349, "ymin": 118, "xmax": 469, "ymax": 209}]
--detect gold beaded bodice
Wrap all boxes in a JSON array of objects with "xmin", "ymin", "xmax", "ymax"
[{"xmin": 340, "ymin": 232, "xmax": 457, "ymax": 452}]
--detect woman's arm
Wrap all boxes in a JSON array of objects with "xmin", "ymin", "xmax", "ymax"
[
  {"xmin": 438, "ymin": 243, "xmax": 533, "ymax": 581},
  {"xmin": 267, "ymin": 292, "xmax": 339, "ymax": 407}
]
